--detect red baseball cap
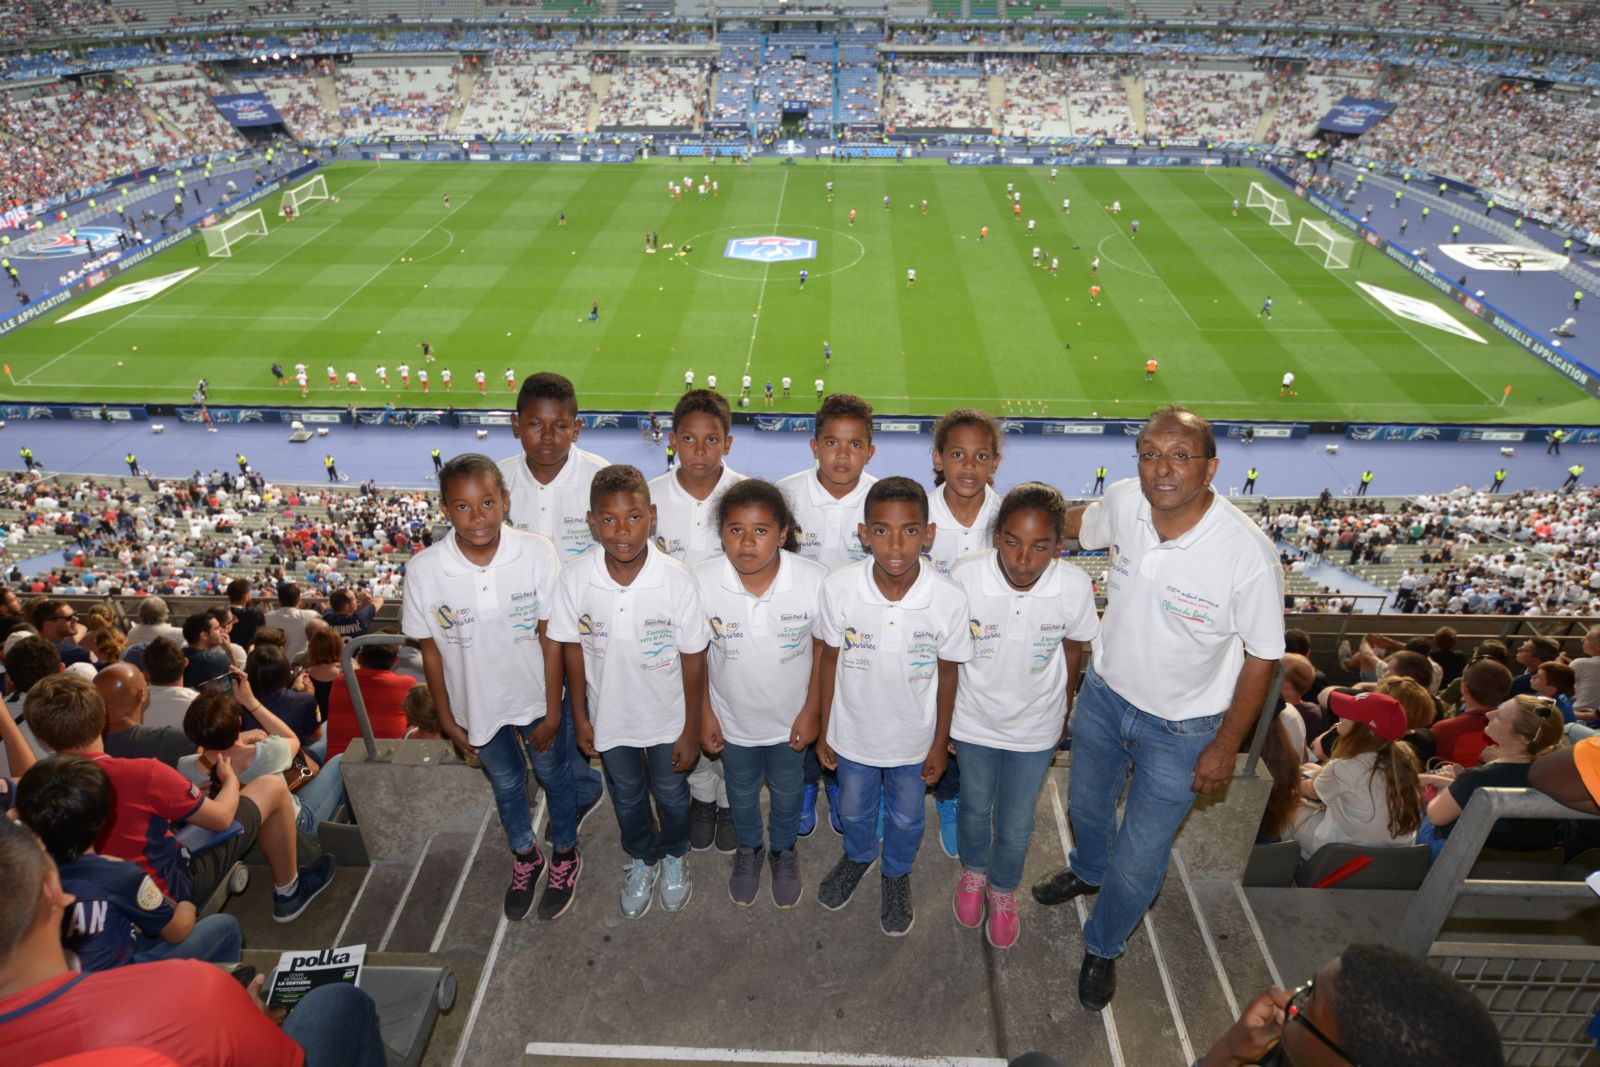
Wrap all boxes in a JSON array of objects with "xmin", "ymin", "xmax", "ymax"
[{"xmin": 1329, "ymin": 690, "xmax": 1407, "ymax": 742}]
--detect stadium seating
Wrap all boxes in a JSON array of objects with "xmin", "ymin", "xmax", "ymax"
[{"xmin": 456, "ymin": 55, "xmax": 592, "ymax": 136}]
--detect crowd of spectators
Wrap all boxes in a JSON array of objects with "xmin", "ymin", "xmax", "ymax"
[
  {"xmin": 1143, "ymin": 64, "xmax": 1267, "ymax": 141},
  {"xmin": 336, "ymin": 64, "xmax": 458, "ymax": 135},
  {"xmin": 885, "ymin": 64, "xmax": 990, "ymax": 129},
  {"xmin": 596, "ymin": 57, "xmax": 705, "ymax": 128},
  {"xmin": 458, "ymin": 55, "xmax": 594, "ymax": 135}
]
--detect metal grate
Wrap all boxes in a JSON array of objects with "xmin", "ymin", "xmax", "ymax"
[{"xmin": 1434, "ymin": 954, "xmax": 1600, "ymax": 1066}]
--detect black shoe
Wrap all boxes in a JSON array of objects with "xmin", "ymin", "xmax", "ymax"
[
  {"xmin": 713, "ymin": 806, "xmax": 738, "ymax": 854},
  {"xmin": 1079, "ymin": 952, "xmax": 1117, "ymax": 1011},
  {"xmin": 690, "ymin": 799, "xmax": 717, "ymax": 852},
  {"xmin": 505, "ymin": 847, "xmax": 545, "ymax": 921},
  {"xmin": 1031, "ymin": 868, "xmax": 1099, "ymax": 907},
  {"xmin": 880, "ymin": 873, "xmax": 914, "ymax": 937},
  {"xmin": 818, "ymin": 854, "xmax": 875, "ymax": 911},
  {"xmin": 574, "ymin": 794, "xmax": 603, "ymax": 836}
]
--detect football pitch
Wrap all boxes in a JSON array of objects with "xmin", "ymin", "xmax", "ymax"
[{"xmin": 4, "ymin": 158, "xmax": 1591, "ymax": 424}]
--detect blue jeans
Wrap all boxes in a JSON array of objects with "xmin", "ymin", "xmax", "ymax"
[
  {"xmin": 283, "ymin": 982, "xmax": 387, "ymax": 1067},
  {"xmin": 133, "ymin": 912, "xmax": 242, "ymax": 965},
  {"xmin": 296, "ymin": 753, "xmax": 347, "ymax": 837},
  {"xmin": 720, "ymin": 742, "xmax": 804, "ymax": 852},
  {"xmin": 599, "ymin": 743, "xmax": 691, "ymax": 863},
  {"xmin": 934, "ymin": 748, "xmax": 961, "ymax": 802},
  {"xmin": 1067, "ymin": 665, "xmax": 1222, "ymax": 959},
  {"xmin": 560, "ymin": 687, "xmax": 604, "ymax": 806},
  {"xmin": 476, "ymin": 718, "xmax": 577, "ymax": 854},
  {"xmin": 953, "ymin": 740, "xmax": 1055, "ymax": 892},
  {"xmin": 834, "ymin": 755, "xmax": 926, "ymax": 878}
]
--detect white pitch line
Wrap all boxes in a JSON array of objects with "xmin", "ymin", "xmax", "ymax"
[
  {"xmin": 317, "ymin": 194, "xmax": 474, "ymax": 322},
  {"xmin": 430, "ymin": 804, "xmax": 493, "ymax": 953},
  {"xmin": 1348, "ymin": 287, "xmax": 1500, "ymax": 404},
  {"xmin": 523, "ymin": 1044, "xmax": 1007, "ymax": 1065},
  {"xmin": 1171, "ymin": 849, "xmax": 1240, "ymax": 1017},
  {"xmin": 1220, "ymin": 227, "xmax": 1293, "ymax": 288},
  {"xmin": 1047, "ymin": 779, "xmax": 1127, "ymax": 1067},
  {"xmin": 742, "ymin": 169, "xmax": 790, "ymax": 379}
]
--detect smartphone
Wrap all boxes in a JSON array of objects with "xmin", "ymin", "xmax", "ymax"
[{"xmin": 197, "ymin": 671, "xmax": 235, "ymax": 694}]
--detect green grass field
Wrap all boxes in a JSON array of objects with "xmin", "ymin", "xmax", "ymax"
[{"xmin": 3, "ymin": 158, "xmax": 1593, "ymax": 423}]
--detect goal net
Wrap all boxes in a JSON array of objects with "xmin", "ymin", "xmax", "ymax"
[
  {"xmin": 1247, "ymin": 181, "xmax": 1291, "ymax": 227},
  {"xmin": 1295, "ymin": 218, "xmax": 1355, "ymax": 269},
  {"xmin": 280, "ymin": 174, "xmax": 329, "ymax": 217},
  {"xmin": 201, "ymin": 208, "xmax": 267, "ymax": 258}
]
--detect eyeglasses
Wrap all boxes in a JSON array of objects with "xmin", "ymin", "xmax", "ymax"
[
  {"xmin": 1135, "ymin": 451, "xmax": 1207, "ymax": 466},
  {"xmin": 53, "ymin": 612, "xmax": 76, "ymax": 623},
  {"xmin": 1286, "ymin": 981, "xmax": 1359, "ymax": 1066}
]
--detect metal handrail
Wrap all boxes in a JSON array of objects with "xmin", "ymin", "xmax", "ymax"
[{"xmin": 339, "ymin": 632, "xmax": 421, "ymax": 762}]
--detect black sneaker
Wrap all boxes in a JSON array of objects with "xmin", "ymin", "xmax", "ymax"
[
  {"xmin": 505, "ymin": 847, "xmax": 545, "ymax": 921},
  {"xmin": 881, "ymin": 873, "xmax": 914, "ymax": 937},
  {"xmin": 537, "ymin": 847, "xmax": 582, "ymax": 921},
  {"xmin": 818, "ymin": 854, "xmax": 874, "ymax": 911},
  {"xmin": 713, "ymin": 806, "xmax": 738, "ymax": 854},
  {"xmin": 574, "ymin": 794, "xmax": 603, "ymax": 836},
  {"xmin": 690, "ymin": 799, "xmax": 717, "ymax": 852},
  {"xmin": 272, "ymin": 854, "xmax": 337, "ymax": 923},
  {"xmin": 1031, "ymin": 867, "xmax": 1099, "ymax": 907}
]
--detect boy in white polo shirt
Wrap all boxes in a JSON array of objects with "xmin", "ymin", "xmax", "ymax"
[
  {"xmin": 649, "ymin": 389, "xmax": 744, "ymax": 854},
  {"xmin": 402, "ymin": 455, "xmax": 580, "ymax": 922},
  {"xmin": 815, "ymin": 477, "xmax": 973, "ymax": 936},
  {"xmin": 549, "ymin": 465, "xmax": 710, "ymax": 920},
  {"xmin": 777, "ymin": 393, "xmax": 880, "ymax": 836},
  {"xmin": 498, "ymin": 372, "xmax": 607, "ymax": 827}
]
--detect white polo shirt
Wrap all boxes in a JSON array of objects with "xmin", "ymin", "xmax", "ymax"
[
  {"xmin": 1081, "ymin": 478, "xmax": 1285, "ymax": 720},
  {"xmin": 926, "ymin": 483, "xmax": 1000, "ymax": 576},
  {"xmin": 777, "ymin": 469, "xmax": 880, "ymax": 572},
  {"xmin": 547, "ymin": 546, "xmax": 709, "ymax": 751},
  {"xmin": 498, "ymin": 446, "xmax": 609, "ymax": 563},
  {"xmin": 400, "ymin": 527, "xmax": 561, "ymax": 746},
  {"xmin": 949, "ymin": 551, "xmax": 1099, "ymax": 751},
  {"xmin": 818, "ymin": 560, "xmax": 973, "ymax": 768},
  {"xmin": 648, "ymin": 465, "xmax": 744, "ymax": 567},
  {"xmin": 694, "ymin": 553, "xmax": 827, "ymax": 747}
]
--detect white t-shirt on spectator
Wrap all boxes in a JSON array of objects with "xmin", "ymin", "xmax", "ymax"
[
  {"xmin": 648, "ymin": 466, "xmax": 744, "ymax": 567},
  {"xmin": 547, "ymin": 546, "xmax": 709, "ymax": 751},
  {"xmin": 401, "ymin": 527, "xmax": 562, "ymax": 746},
  {"xmin": 694, "ymin": 553, "xmax": 826, "ymax": 748},
  {"xmin": 926, "ymin": 484, "xmax": 1001, "ymax": 576},
  {"xmin": 498, "ymin": 447, "xmax": 609, "ymax": 564},
  {"xmin": 1573, "ymin": 656, "xmax": 1600, "ymax": 710},
  {"xmin": 778, "ymin": 469, "xmax": 879, "ymax": 572},
  {"xmin": 1080, "ymin": 479, "xmax": 1285, "ymax": 720},
  {"xmin": 949, "ymin": 552, "xmax": 1099, "ymax": 752},
  {"xmin": 143, "ymin": 685, "xmax": 201, "ymax": 733},
  {"xmin": 264, "ymin": 606, "xmax": 321, "ymax": 662},
  {"xmin": 819, "ymin": 560, "xmax": 973, "ymax": 768},
  {"xmin": 0, "ymin": 696, "xmax": 49, "ymax": 778}
]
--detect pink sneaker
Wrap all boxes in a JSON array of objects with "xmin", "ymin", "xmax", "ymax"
[
  {"xmin": 985, "ymin": 886, "xmax": 1019, "ymax": 949},
  {"xmin": 953, "ymin": 869, "xmax": 986, "ymax": 928}
]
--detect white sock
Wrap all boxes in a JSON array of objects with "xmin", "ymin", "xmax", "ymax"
[{"xmin": 274, "ymin": 877, "xmax": 299, "ymax": 898}]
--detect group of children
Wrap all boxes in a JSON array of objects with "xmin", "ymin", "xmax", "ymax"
[{"xmin": 403, "ymin": 372, "xmax": 1098, "ymax": 945}]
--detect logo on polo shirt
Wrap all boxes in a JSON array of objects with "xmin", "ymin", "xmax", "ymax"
[
  {"xmin": 576, "ymin": 613, "xmax": 610, "ymax": 640},
  {"xmin": 841, "ymin": 626, "xmax": 879, "ymax": 662},
  {"xmin": 1109, "ymin": 542, "xmax": 1132, "ymax": 579},
  {"xmin": 908, "ymin": 637, "xmax": 938, "ymax": 682},
  {"xmin": 435, "ymin": 604, "xmax": 473, "ymax": 629},
  {"xmin": 1161, "ymin": 585, "xmax": 1219, "ymax": 626},
  {"xmin": 709, "ymin": 615, "xmax": 725, "ymax": 639},
  {"xmin": 970, "ymin": 617, "xmax": 1002, "ymax": 659}
]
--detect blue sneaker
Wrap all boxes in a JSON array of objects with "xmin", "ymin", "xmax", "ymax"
[
  {"xmin": 798, "ymin": 783, "xmax": 819, "ymax": 838},
  {"xmin": 660, "ymin": 853, "xmax": 693, "ymax": 912},
  {"xmin": 620, "ymin": 858, "xmax": 657, "ymax": 920},
  {"xmin": 272, "ymin": 854, "xmax": 337, "ymax": 923},
  {"xmin": 935, "ymin": 797, "xmax": 958, "ymax": 858},
  {"xmin": 826, "ymin": 782, "xmax": 843, "ymax": 836}
]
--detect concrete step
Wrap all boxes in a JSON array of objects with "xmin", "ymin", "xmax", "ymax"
[{"xmin": 225, "ymin": 859, "xmax": 369, "ymax": 954}]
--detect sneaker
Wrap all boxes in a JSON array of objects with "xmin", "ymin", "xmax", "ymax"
[
  {"xmin": 935, "ymin": 797, "xmax": 959, "ymax": 859},
  {"xmin": 620, "ymin": 858, "xmax": 657, "ymax": 919},
  {"xmin": 272, "ymin": 854, "xmax": 337, "ymax": 923},
  {"xmin": 952, "ymin": 869, "xmax": 986, "ymax": 928},
  {"xmin": 713, "ymin": 806, "xmax": 738, "ymax": 854},
  {"xmin": 574, "ymin": 793, "xmax": 604, "ymax": 836},
  {"xmin": 769, "ymin": 848, "xmax": 803, "ymax": 908},
  {"xmin": 818, "ymin": 854, "xmax": 874, "ymax": 911},
  {"xmin": 728, "ymin": 846, "xmax": 764, "ymax": 906},
  {"xmin": 537, "ymin": 847, "xmax": 582, "ymax": 921},
  {"xmin": 798, "ymin": 783, "xmax": 819, "ymax": 838},
  {"xmin": 825, "ymin": 782, "xmax": 843, "ymax": 836},
  {"xmin": 660, "ymin": 853, "xmax": 693, "ymax": 912},
  {"xmin": 690, "ymin": 799, "xmax": 717, "ymax": 851},
  {"xmin": 985, "ymin": 886, "xmax": 1019, "ymax": 949},
  {"xmin": 504, "ymin": 846, "xmax": 545, "ymax": 921},
  {"xmin": 881, "ymin": 873, "xmax": 914, "ymax": 937}
]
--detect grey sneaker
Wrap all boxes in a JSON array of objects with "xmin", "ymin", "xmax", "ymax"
[
  {"xmin": 690, "ymin": 799, "xmax": 717, "ymax": 851},
  {"xmin": 713, "ymin": 806, "xmax": 738, "ymax": 854},
  {"xmin": 728, "ymin": 846, "xmax": 764, "ymax": 906},
  {"xmin": 620, "ymin": 858, "xmax": 657, "ymax": 920},
  {"xmin": 660, "ymin": 852, "xmax": 693, "ymax": 912},
  {"xmin": 818, "ymin": 854, "xmax": 874, "ymax": 911},
  {"xmin": 881, "ymin": 873, "xmax": 914, "ymax": 937},
  {"xmin": 770, "ymin": 847, "xmax": 803, "ymax": 909}
]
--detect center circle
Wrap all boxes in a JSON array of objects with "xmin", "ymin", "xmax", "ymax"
[{"xmin": 674, "ymin": 224, "xmax": 867, "ymax": 282}]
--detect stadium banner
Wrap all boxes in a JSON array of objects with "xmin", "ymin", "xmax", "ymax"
[
  {"xmin": 1435, "ymin": 243, "xmax": 1568, "ymax": 273},
  {"xmin": 1316, "ymin": 97, "xmax": 1395, "ymax": 135},
  {"xmin": 1343, "ymin": 425, "xmax": 1600, "ymax": 445},
  {"xmin": 211, "ymin": 93, "xmax": 284, "ymax": 129},
  {"xmin": 0, "ymin": 403, "xmax": 147, "ymax": 422}
]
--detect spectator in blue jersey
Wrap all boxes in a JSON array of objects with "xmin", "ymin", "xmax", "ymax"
[
  {"xmin": 16, "ymin": 754, "xmax": 243, "ymax": 971},
  {"xmin": 322, "ymin": 586, "xmax": 383, "ymax": 641}
]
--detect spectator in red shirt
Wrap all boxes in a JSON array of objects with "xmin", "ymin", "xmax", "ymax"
[
  {"xmin": 325, "ymin": 631, "xmax": 416, "ymax": 758},
  {"xmin": 24, "ymin": 673, "xmax": 336, "ymax": 923},
  {"xmin": 0, "ymin": 817, "xmax": 386, "ymax": 1066},
  {"xmin": 1433, "ymin": 659, "xmax": 1514, "ymax": 769}
]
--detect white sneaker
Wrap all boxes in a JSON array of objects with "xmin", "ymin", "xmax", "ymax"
[
  {"xmin": 620, "ymin": 858, "xmax": 657, "ymax": 920},
  {"xmin": 660, "ymin": 853, "xmax": 693, "ymax": 912}
]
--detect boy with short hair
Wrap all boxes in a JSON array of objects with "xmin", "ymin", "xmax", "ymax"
[
  {"xmin": 815, "ymin": 477, "xmax": 972, "ymax": 935},
  {"xmin": 648, "ymin": 389, "xmax": 745, "ymax": 852},
  {"xmin": 777, "ymin": 393, "xmax": 880, "ymax": 833},
  {"xmin": 16, "ymin": 754, "xmax": 243, "ymax": 971},
  {"xmin": 549, "ymin": 465, "xmax": 710, "ymax": 919}
]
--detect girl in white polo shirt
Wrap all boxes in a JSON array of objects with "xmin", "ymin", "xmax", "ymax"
[
  {"xmin": 695, "ymin": 479, "xmax": 827, "ymax": 909},
  {"xmin": 401, "ymin": 455, "xmax": 580, "ymax": 924},
  {"xmin": 948, "ymin": 483, "xmax": 1098, "ymax": 949}
]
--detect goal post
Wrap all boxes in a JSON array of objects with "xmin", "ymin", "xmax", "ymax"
[
  {"xmin": 201, "ymin": 208, "xmax": 267, "ymax": 258},
  {"xmin": 280, "ymin": 173, "xmax": 329, "ymax": 218},
  {"xmin": 1247, "ymin": 181, "xmax": 1291, "ymax": 227},
  {"xmin": 1295, "ymin": 217, "xmax": 1355, "ymax": 269}
]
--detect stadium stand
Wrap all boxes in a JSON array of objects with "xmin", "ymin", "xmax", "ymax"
[
  {"xmin": 455, "ymin": 54, "xmax": 593, "ymax": 136},
  {"xmin": 336, "ymin": 64, "xmax": 458, "ymax": 137},
  {"xmin": 596, "ymin": 56, "xmax": 706, "ymax": 129},
  {"xmin": 884, "ymin": 61, "xmax": 990, "ymax": 130},
  {"xmin": 1143, "ymin": 64, "xmax": 1268, "ymax": 142}
]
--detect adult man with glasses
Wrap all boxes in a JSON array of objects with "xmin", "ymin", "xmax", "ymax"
[
  {"xmin": 30, "ymin": 599, "xmax": 90, "ymax": 667},
  {"xmin": 1032, "ymin": 405, "xmax": 1285, "ymax": 1011}
]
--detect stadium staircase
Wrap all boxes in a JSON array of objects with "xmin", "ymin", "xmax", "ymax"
[
  {"xmin": 986, "ymin": 73, "xmax": 1006, "ymax": 129},
  {"xmin": 586, "ymin": 74, "xmax": 610, "ymax": 132},
  {"xmin": 445, "ymin": 69, "xmax": 475, "ymax": 135},
  {"xmin": 1122, "ymin": 72, "xmax": 1146, "ymax": 135}
]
